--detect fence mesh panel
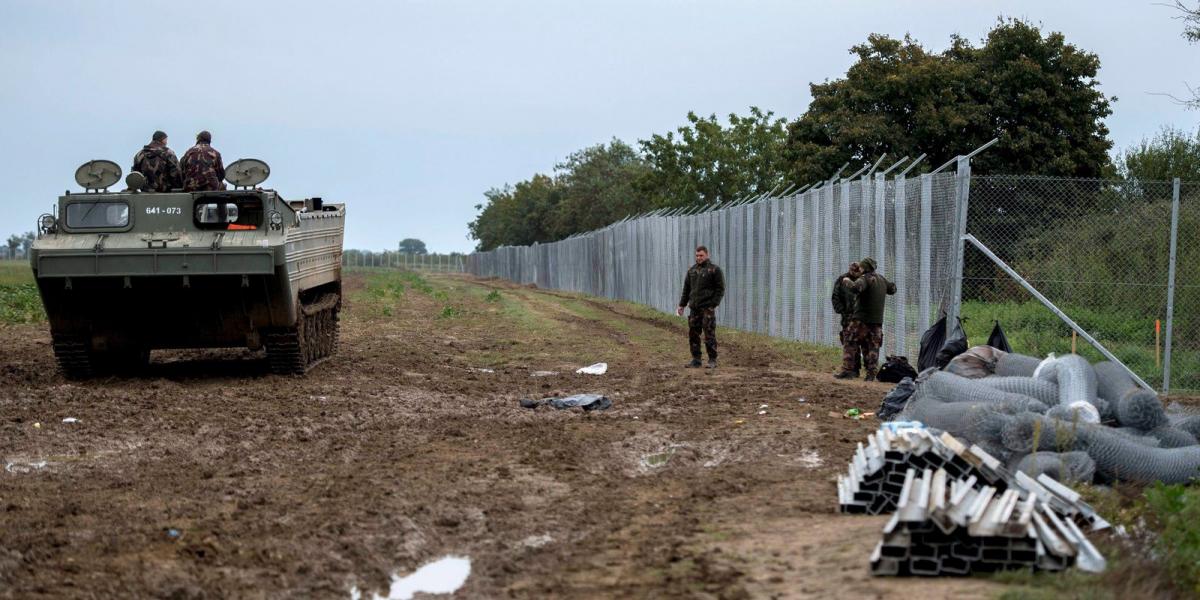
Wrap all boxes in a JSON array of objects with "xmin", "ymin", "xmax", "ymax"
[
  {"xmin": 963, "ymin": 176, "xmax": 1191, "ymax": 393},
  {"xmin": 468, "ymin": 172, "xmax": 960, "ymax": 361}
]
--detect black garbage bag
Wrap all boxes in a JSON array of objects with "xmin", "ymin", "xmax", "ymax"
[
  {"xmin": 877, "ymin": 355, "xmax": 918, "ymax": 383},
  {"xmin": 917, "ymin": 316, "xmax": 947, "ymax": 371},
  {"xmin": 987, "ymin": 321, "xmax": 1013, "ymax": 353},
  {"xmin": 918, "ymin": 316, "xmax": 969, "ymax": 371},
  {"xmin": 935, "ymin": 317, "xmax": 968, "ymax": 369},
  {"xmin": 878, "ymin": 378, "xmax": 917, "ymax": 421}
]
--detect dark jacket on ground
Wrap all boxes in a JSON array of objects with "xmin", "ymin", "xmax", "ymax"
[
  {"xmin": 847, "ymin": 271, "xmax": 896, "ymax": 324},
  {"xmin": 679, "ymin": 260, "xmax": 725, "ymax": 310},
  {"xmin": 831, "ymin": 272, "xmax": 858, "ymax": 327}
]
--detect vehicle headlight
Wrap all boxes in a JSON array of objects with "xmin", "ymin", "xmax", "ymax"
[
  {"xmin": 268, "ymin": 211, "xmax": 283, "ymax": 229},
  {"xmin": 38, "ymin": 214, "xmax": 57, "ymax": 233}
]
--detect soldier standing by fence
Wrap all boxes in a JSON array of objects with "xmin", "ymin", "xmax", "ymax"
[
  {"xmin": 676, "ymin": 246, "xmax": 725, "ymax": 369},
  {"xmin": 839, "ymin": 257, "xmax": 895, "ymax": 381},
  {"xmin": 833, "ymin": 261, "xmax": 864, "ymax": 379}
]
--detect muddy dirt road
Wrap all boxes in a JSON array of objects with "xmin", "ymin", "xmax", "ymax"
[{"xmin": 0, "ymin": 272, "xmax": 1003, "ymax": 599}]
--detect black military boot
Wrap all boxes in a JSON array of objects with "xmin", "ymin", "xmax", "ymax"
[
  {"xmin": 706, "ymin": 358, "xmax": 717, "ymax": 369},
  {"xmin": 834, "ymin": 370, "xmax": 858, "ymax": 379},
  {"xmin": 686, "ymin": 358, "xmax": 702, "ymax": 368},
  {"xmin": 864, "ymin": 372, "xmax": 877, "ymax": 382}
]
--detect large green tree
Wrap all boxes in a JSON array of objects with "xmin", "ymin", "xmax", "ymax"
[
  {"xmin": 785, "ymin": 20, "xmax": 1114, "ymax": 182},
  {"xmin": 638, "ymin": 107, "xmax": 789, "ymax": 207},
  {"xmin": 1119, "ymin": 126, "xmax": 1200, "ymax": 182},
  {"xmin": 397, "ymin": 238, "xmax": 428, "ymax": 255},
  {"xmin": 467, "ymin": 174, "xmax": 563, "ymax": 251},
  {"xmin": 549, "ymin": 139, "xmax": 652, "ymax": 237}
]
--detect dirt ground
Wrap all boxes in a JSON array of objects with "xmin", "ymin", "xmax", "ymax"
[{"xmin": 0, "ymin": 271, "xmax": 1007, "ymax": 599}]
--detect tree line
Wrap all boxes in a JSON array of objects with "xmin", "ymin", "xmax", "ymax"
[{"xmin": 469, "ymin": 17, "xmax": 1199, "ymax": 251}]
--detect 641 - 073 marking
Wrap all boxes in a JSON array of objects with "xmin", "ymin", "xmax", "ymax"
[{"xmin": 144, "ymin": 206, "xmax": 182, "ymax": 215}]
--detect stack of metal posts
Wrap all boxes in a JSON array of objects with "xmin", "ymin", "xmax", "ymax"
[{"xmin": 838, "ymin": 425, "xmax": 1109, "ymax": 576}]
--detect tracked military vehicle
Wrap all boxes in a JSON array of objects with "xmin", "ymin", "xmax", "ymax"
[{"xmin": 29, "ymin": 158, "xmax": 345, "ymax": 377}]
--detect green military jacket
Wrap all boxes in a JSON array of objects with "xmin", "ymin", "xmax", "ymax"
[
  {"xmin": 831, "ymin": 272, "xmax": 858, "ymax": 326},
  {"xmin": 847, "ymin": 271, "xmax": 896, "ymax": 324},
  {"xmin": 679, "ymin": 260, "xmax": 725, "ymax": 310}
]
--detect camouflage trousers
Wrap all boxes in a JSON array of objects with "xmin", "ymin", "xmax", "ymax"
[
  {"xmin": 841, "ymin": 320, "xmax": 883, "ymax": 375},
  {"xmin": 839, "ymin": 320, "xmax": 865, "ymax": 373},
  {"xmin": 688, "ymin": 307, "xmax": 717, "ymax": 359}
]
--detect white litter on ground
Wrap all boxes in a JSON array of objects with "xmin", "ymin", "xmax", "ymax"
[
  {"xmin": 575, "ymin": 362, "xmax": 608, "ymax": 375},
  {"xmin": 62, "ymin": 417, "xmax": 79, "ymax": 424},
  {"xmin": 349, "ymin": 556, "xmax": 471, "ymax": 600},
  {"xmin": 520, "ymin": 534, "xmax": 553, "ymax": 549},
  {"xmin": 530, "ymin": 371, "xmax": 558, "ymax": 377},
  {"xmin": 5, "ymin": 460, "xmax": 48, "ymax": 474}
]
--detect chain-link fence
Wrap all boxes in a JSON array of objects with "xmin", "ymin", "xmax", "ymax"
[
  {"xmin": 342, "ymin": 250, "xmax": 466, "ymax": 272},
  {"xmin": 468, "ymin": 170, "xmax": 963, "ymax": 359},
  {"xmin": 958, "ymin": 176, "xmax": 1196, "ymax": 394},
  {"xmin": 467, "ymin": 168, "xmax": 1199, "ymax": 393}
]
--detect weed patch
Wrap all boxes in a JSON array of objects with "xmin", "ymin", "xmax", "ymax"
[{"xmin": 0, "ymin": 283, "xmax": 44, "ymax": 324}]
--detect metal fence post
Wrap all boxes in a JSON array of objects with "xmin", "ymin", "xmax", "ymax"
[
  {"xmin": 768, "ymin": 196, "xmax": 779, "ymax": 337},
  {"xmin": 860, "ymin": 173, "xmax": 872, "ymax": 261},
  {"xmin": 822, "ymin": 184, "xmax": 836, "ymax": 345},
  {"xmin": 894, "ymin": 174, "xmax": 908, "ymax": 357},
  {"xmin": 1163, "ymin": 178, "xmax": 1181, "ymax": 394},
  {"xmin": 874, "ymin": 172, "xmax": 887, "ymax": 275},
  {"xmin": 947, "ymin": 157, "xmax": 971, "ymax": 327}
]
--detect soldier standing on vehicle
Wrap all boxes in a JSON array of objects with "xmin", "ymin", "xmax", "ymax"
[
  {"xmin": 839, "ymin": 257, "xmax": 895, "ymax": 381},
  {"xmin": 180, "ymin": 130, "xmax": 226, "ymax": 192},
  {"xmin": 131, "ymin": 130, "xmax": 182, "ymax": 192},
  {"xmin": 833, "ymin": 261, "xmax": 864, "ymax": 379},
  {"xmin": 676, "ymin": 246, "xmax": 725, "ymax": 369}
]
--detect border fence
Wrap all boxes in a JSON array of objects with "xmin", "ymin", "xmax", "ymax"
[
  {"xmin": 467, "ymin": 154, "xmax": 1198, "ymax": 394},
  {"xmin": 342, "ymin": 251, "xmax": 466, "ymax": 272}
]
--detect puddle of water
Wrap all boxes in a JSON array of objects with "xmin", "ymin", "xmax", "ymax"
[
  {"xmin": 350, "ymin": 556, "xmax": 471, "ymax": 600},
  {"xmin": 639, "ymin": 445, "xmax": 681, "ymax": 470}
]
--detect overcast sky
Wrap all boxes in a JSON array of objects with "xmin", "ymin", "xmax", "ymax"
[{"xmin": 1, "ymin": 0, "xmax": 1196, "ymax": 252}]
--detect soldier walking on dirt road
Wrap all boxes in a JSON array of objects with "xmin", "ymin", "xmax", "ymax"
[
  {"xmin": 676, "ymin": 246, "xmax": 725, "ymax": 369},
  {"xmin": 836, "ymin": 257, "xmax": 894, "ymax": 381},
  {"xmin": 832, "ymin": 261, "xmax": 864, "ymax": 379}
]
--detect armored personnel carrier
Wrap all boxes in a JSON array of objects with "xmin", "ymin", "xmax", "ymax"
[{"xmin": 29, "ymin": 159, "xmax": 345, "ymax": 377}]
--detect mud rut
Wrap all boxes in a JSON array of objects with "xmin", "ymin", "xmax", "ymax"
[{"xmin": 0, "ymin": 274, "xmax": 1001, "ymax": 599}]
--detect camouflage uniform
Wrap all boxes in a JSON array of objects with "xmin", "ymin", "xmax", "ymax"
[
  {"xmin": 841, "ymin": 259, "xmax": 896, "ymax": 378},
  {"xmin": 831, "ymin": 271, "xmax": 862, "ymax": 374},
  {"xmin": 843, "ymin": 321, "xmax": 884, "ymax": 376},
  {"xmin": 180, "ymin": 143, "xmax": 226, "ymax": 192},
  {"xmin": 131, "ymin": 142, "xmax": 182, "ymax": 192},
  {"xmin": 679, "ymin": 259, "xmax": 725, "ymax": 361}
]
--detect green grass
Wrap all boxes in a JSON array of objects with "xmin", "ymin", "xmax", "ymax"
[
  {"xmin": 1143, "ymin": 483, "xmax": 1200, "ymax": 596},
  {"xmin": 0, "ymin": 260, "xmax": 42, "ymax": 324},
  {"xmin": 960, "ymin": 300, "xmax": 1200, "ymax": 392}
]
